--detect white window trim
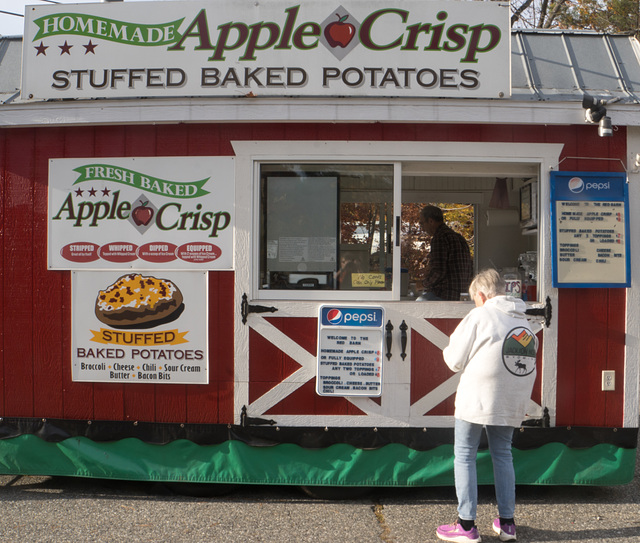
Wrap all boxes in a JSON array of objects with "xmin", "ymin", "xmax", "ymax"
[
  {"xmin": 233, "ymin": 139, "xmax": 563, "ymax": 300},
  {"xmin": 252, "ymin": 159, "xmax": 400, "ymax": 302},
  {"xmin": 232, "ymin": 139, "xmax": 564, "ymax": 427}
]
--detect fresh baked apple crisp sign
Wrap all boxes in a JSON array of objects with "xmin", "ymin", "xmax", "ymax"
[
  {"xmin": 22, "ymin": 0, "xmax": 510, "ymax": 100},
  {"xmin": 48, "ymin": 157, "xmax": 234, "ymax": 270}
]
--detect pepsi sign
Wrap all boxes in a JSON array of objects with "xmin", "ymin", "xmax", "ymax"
[
  {"xmin": 551, "ymin": 171, "xmax": 626, "ymax": 201},
  {"xmin": 320, "ymin": 306, "xmax": 383, "ymax": 327},
  {"xmin": 550, "ymin": 171, "xmax": 630, "ymax": 288}
]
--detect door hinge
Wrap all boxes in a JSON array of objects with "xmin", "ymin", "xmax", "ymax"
[
  {"xmin": 241, "ymin": 293, "xmax": 278, "ymax": 324},
  {"xmin": 521, "ymin": 407, "xmax": 550, "ymax": 428},
  {"xmin": 525, "ymin": 296, "xmax": 552, "ymax": 327},
  {"xmin": 241, "ymin": 406, "xmax": 277, "ymax": 427}
]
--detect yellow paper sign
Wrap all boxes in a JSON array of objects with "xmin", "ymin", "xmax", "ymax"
[{"xmin": 351, "ymin": 273, "xmax": 385, "ymax": 288}]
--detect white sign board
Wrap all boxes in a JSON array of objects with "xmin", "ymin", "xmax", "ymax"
[
  {"xmin": 72, "ymin": 271, "xmax": 208, "ymax": 384},
  {"xmin": 317, "ymin": 306, "xmax": 384, "ymax": 397},
  {"xmin": 551, "ymin": 171, "xmax": 630, "ymax": 288},
  {"xmin": 48, "ymin": 157, "xmax": 234, "ymax": 270},
  {"xmin": 23, "ymin": 0, "xmax": 511, "ymax": 100},
  {"xmin": 555, "ymin": 201, "xmax": 627, "ymax": 284}
]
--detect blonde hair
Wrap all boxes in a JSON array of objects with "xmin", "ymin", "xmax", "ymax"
[{"xmin": 469, "ymin": 268, "xmax": 505, "ymax": 300}]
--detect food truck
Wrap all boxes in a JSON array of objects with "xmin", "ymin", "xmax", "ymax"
[{"xmin": 0, "ymin": 0, "xmax": 638, "ymax": 491}]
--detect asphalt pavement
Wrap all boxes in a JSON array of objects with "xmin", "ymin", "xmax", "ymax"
[{"xmin": 1, "ymin": 439, "xmax": 638, "ymax": 543}]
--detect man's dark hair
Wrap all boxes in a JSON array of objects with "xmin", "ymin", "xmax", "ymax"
[{"xmin": 420, "ymin": 205, "xmax": 444, "ymax": 223}]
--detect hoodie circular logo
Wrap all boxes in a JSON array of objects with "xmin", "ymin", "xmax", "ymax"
[
  {"xmin": 502, "ymin": 327, "xmax": 537, "ymax": 377},
  {"xmin": 327, "ymin": 309, "xmax": 343, "ymax": 324},
  {"xmin": 568, "ymin": 177, "xmax": 585, "ymax": 194}
]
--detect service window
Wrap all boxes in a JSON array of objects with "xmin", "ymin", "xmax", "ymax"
[
  {"xmin": 401, "ymin": 202, "xmax": 475, "ymax": 298},
  {"xmin": 256, "ymin": 161, "xmax": 538, "ymax": 302},
  {"xmin": 259, "ymin": 163, "xmax": 394, "ymax": 294}
]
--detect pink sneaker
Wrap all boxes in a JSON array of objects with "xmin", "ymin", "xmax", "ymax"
[
  {"xmin": 436, "ymin": 522, "xmax": 481, "ymax": 542},
  {"xmin": 492, "ymin": 518, "xmax": 517, "ymax": 541}
]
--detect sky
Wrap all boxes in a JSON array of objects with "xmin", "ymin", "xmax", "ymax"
[
  {"xmin": 2, "ymin": 0, "xmax": 95, "ymax": 36},
  {"xmin": 0, "ymin": 0, "xmax": 183, "ymax": 36}
]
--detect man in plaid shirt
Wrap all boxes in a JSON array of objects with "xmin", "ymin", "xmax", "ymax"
[{"xmin": 418, "ymin": 205, "xmax": 473, "ymax": 301}]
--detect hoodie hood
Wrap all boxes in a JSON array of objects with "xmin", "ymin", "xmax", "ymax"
[{"xmin": 484, "ymin": 295, "xmax": 527, "ymax": 318}]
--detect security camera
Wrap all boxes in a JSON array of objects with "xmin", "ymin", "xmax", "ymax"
[
  {"xmin": 598, "ymin": 116, "xmax": 612, "ymax": 137},
  {"xmin": 582, "ymin": 95, "xmax": 605, "ymax": 110},
  {"xmin": 583, "ymin": 94, "xmax": 607, "ymax": 123}
]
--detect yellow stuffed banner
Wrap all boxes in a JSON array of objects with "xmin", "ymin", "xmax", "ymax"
[{"xmin": 90, "ymin": 328, "xmax": 189, "ymax": 346}]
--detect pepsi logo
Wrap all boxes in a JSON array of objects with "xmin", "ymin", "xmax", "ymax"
[
  {"xmin": 327, "ymin": 309, "xmax": 343, "ymax": 324},
  {"xmin": 568, "ymin": 177, "xmax": 584, "ymax": 194},
  {"xmin": 321, "ymin": 306, "xmax": 383, "ymax": 327}
]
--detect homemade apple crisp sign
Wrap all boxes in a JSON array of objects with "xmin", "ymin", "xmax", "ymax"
[
  {"xmin": 48, "ymin": 157, "xmax": 234, "ymax": 269},
  {"xmin": 22, "ymin": 0, "xmax": 510, "ymax": 100}
]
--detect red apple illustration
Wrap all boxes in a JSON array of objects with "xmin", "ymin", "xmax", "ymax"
[
  {"xmin": 132, "ymin": 199, "xmax": 154, "ymax": 226},
  {"xmin": 325, "ymin": 14, "xmax": 355, "ymax": 48}
]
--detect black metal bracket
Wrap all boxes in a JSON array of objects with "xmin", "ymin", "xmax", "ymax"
[
  {"xmin": 525, "ymin": 296, "xmax": 552, "ymax": 328},
  {"xmin": 399, "ymin": 320, "xmax": 408, "ymax": 360},
  {"xmin": 241, "ymin": 406, "xmax": 276, "ymax": 428},
  {"xmin": 241, "ymin": 293, "xmax": 278, "ymax": 324},
  {"xmin": 521, "ymin": 407, "xmax": 550, "ymax": 428},
  {"xmin": 385, "ymin": 320, "xmax": 394, "ymax": 360}
]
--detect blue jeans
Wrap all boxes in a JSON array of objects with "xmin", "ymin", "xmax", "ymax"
[{"xmin": 454, "ymin": 418, "xmax": 516, "ymax": 521}]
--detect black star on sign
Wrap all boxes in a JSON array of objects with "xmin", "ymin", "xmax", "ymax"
[
  {"xmin": 83, "ymin": 40, "xmax": 98, "ymax": 55},
  {"xmin": 59, "ymin": 41, "xmax": 73, "ymax": 55},
  {"xmin": 102, "ymin": 188, "xmax": 111, "ymax": 197},
  {"xmin": 34, "ymin": 41, "xmax": 48, "ymax": 56},
  {"xmin": 75, "ymin": 188, "xmax": 83, "ymax": 197},
  {"xmin": 88, "ymin": 187, "xmax": 97, "ymax": 197}
]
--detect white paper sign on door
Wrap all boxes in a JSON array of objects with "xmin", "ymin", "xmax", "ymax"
[{"xmin": 317, "ymin": 306, "xmax": 384, "ymax": 397}]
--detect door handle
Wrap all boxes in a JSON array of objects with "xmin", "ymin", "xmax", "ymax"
[
  {"xmin": 400, "ymin": 320, "xmax": 408, "ymax": 360},
  {"xmin": 386, "ymin": 320, "xmax": 408, "ymax": 360}
]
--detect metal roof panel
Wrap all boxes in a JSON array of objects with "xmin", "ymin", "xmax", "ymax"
[
  {"xmin": 0, "ymin": 36, "xmax": 21, "ymax": 104},
  {"xmin": 1, "ymin": 31, "xmax": 639, "ymax": 105},
  {"xmin": 511, "ymin": 31, "xmax": 640, "ymax": 103},
  {"xmin": 607, "ymin": 36, "xmax": 640, "ymax": 94}
]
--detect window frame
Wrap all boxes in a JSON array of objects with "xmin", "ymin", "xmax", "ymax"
[
  {"xmin": 254, "ymin": 160, "xmax": 401, "ymax": 302},
  {"xmin": 232, "ymin": 140, "xmax": 564, "ymax": 303}
]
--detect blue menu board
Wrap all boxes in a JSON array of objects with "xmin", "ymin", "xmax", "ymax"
[{"xmin": 551, "ymin": 171, "xmax": 629, "ymax": 288}]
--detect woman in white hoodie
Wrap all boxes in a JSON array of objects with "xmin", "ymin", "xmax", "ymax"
[{"xmin": 436, "ymin": 269, "xmax": 538, "ymax": 543}]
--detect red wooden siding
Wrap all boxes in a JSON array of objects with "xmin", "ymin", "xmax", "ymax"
[
  {"xmin": 3, "ymin": 128, "xmax": 37, "ymax": 417},
  {"xmin": 249, "ymin": 317, "xmax": 316, "ymax": 404},
  {"xmin": 0, "ymin": 122, "xmax": 627, "ymax": 427},
  {"xmin": 250, "ymin": 317, "xmax": 367, "ymax": 416},
  {"xmin": 412, "ymin": 320, "xmax": 459, "ymax": 416},
  {"xmin": 555, "ymin": 288, "xmax": 626, "ymax": 426},
  {"xmin": 0, "ymin": 129, "xmax": 4, "ymax": 415}
]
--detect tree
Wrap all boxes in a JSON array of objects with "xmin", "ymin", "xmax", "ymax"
[
  {"xmin": 511, "ymin": 0, "xmax": 639, "ymax": 32},
  {"xmin": 339, "ymin": 201, "xmax": 475, "ymax": 288},
  {"xmin": 559, "ymin": 0, "xmax": 640, "ymax": 31},
  {"xmin": 511, "ymin": 0, "xmax": 569, "ymax": 28}
]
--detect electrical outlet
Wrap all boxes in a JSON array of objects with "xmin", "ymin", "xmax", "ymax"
[{"xmin": 602, "ymin": 370, "xmax": 615, "ymax": 391}]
